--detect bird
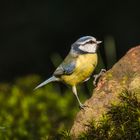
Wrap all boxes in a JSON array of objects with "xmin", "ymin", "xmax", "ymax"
[{"xmin": 34, "ymin": 36, "xmax": 102, "ymax": 109}]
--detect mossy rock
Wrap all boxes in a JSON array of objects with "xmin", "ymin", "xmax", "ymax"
[{"xmin": 70, "ymin": 46, "xmax": 140, "ymax": 139}]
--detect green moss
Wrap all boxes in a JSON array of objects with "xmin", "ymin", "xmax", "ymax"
[
  {"xmin": 78, "ymin": 91, "xmax": 140, "ymax": 140},
  {"xmin": 120, "ymin": 75, "xmax": 128, "ymax": 85},
  {"xmin": 0, "ymin": 75, "xmax": 81, "ymax": 140},
  {"xmin": 105, "ymin": 72, "xmax": 113, "ymax": 80}
]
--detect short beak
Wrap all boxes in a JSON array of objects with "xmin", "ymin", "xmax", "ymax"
[{"xmin": 96, "ymin": 40, "xmax": 102, "ymax": 44}]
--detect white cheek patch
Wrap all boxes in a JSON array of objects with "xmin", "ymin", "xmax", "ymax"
[{"xmin": 79, "ymin": 44, "xmax": 97, "ymax": 53}]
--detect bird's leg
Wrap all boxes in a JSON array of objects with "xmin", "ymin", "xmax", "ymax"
[
  {"xmin": 93, "ymin": 69, "xmax": 106, "ymax": 86},
  {"xmin": 72, "ymin": 86, "xmax": 86, "ymax": 109}
]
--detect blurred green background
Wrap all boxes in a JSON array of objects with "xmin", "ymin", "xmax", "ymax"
[{"xmin": 0, "ymin": 75, "xmax": 80, "ymax": 139}]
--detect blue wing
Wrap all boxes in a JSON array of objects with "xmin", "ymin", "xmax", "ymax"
[{"xmin": 53, "ymin": 61, "xmax": 76, "ymax": 76}]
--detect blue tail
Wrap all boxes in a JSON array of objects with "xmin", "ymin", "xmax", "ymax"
[{"xmin": 34, "ymin": 76, "xmax": 60, "ymax": 90}]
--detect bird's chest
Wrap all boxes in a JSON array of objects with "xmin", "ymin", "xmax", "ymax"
[
  {"xmin": 75, "ymin": 54, "xmax": 97, "ymax": 75},
  {"xmin": 61, "ymin": 53, "xmax": 97, "ymax": 86}
]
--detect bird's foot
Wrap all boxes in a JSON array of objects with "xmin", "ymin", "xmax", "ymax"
[
  {"xmin": 79, "ymin": 103, "xmax": 88, "ymax": 110},
  {"xmin": 93, "ymin": 69, "xmax": 106, "ymax": 86}
]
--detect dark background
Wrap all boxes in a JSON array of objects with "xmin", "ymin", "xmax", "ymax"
[{"xmin": 1, "ymin": 0, "xmax": 140, "ymax": 81}]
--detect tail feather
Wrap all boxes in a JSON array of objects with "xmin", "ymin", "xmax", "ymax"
[{"xmin": 34, "ymin": 76, "xmax": 60, "ymax": 90}]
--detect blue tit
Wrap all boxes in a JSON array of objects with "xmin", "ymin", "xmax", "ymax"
[{"xmin": 34, "ymin": 36, "xmax": 102, "ymax": 109}]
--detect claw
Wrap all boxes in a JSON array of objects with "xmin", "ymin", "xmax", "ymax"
[
  {"xmin": 93, "ymin": 69, "xmax": 106, "ymax": 86},
  {"xmin": 100, "ymin": 69, "xmax": 106, "ymax": 73},
  {"xmin": 79, "ymin": 103, "xmax": 88, "ymax": 110}
]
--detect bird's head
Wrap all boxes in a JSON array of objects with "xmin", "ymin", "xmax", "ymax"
[{"xmin": 71, "ymin": 36, "xmax": 102, "ymax": 54}]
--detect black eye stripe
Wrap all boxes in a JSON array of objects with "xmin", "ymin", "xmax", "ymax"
[
  {"xmin": 88, "ymin": 40, "xmax": 96, "ymax": 44},
  {"xmin": 82, "ymin": 40, "xmax": 96, "ymax": 45}
]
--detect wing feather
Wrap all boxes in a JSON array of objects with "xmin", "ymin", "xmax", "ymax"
[{"xmin": 53, "ymin": 54, "xmax": 76, "ymax": 76}]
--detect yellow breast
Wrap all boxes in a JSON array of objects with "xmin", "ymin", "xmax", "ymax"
[{"xmin": 61, "ymin": 53, "xmax": 97, "ymax": 86}]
